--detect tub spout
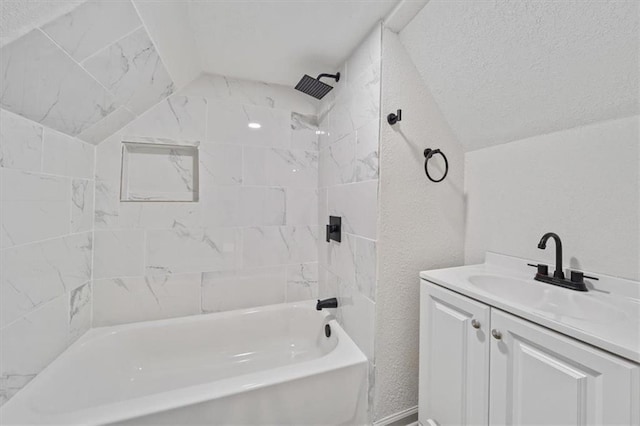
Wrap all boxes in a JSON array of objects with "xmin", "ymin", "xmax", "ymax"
[{"xmin": 316, "ymin": 298, "xmax": 338, "ymax": 310}]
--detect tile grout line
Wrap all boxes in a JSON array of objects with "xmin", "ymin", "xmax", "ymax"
[
  {"xmin": 200, "ymin": 97, "xmax": 210, "ymax": 312},
  {"xmin": 0, "ymin": 282, "xmax": 87, "ymax": 332},
  {"xmin": 78, "ymin": 24, "xmax": 145, "ymax": 65},
  {"xmin": 35, "ymin": 26, "xmax": 138, "ymax": 146},
  {"xmin": 90, "ymin": 141, "xmax": 98, "ymax": 329},
  {"xmin": 0, "ymin": 229, "xmax": 94, "ymax": 252},
  {"xmin": 129, "ymin": 0, "xmax": 181, "ymax": 90},
  {"xmin": 3, "ymin": 167, "xmax": 97, "ymax": 182},
  {"xmin": 36, "ymin": 29, "xmax": 120, "ymax": 110}
]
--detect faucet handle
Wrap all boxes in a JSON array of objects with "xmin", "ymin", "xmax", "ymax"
[
  {"xmin": 570, "ymin": 270, "xmax": 600, "ymax": 283},
  {"xmin": 527, "ymin": 263, "xmax": 549, "ymax": 276}
]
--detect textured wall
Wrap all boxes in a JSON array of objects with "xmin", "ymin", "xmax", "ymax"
[
  {"xmin": 317, "ymin": 25, "xmax": 381, "ymax": 422},
  {"xmin": 375, "ymin": 28, "xmax": 465, "ymax": 421},
  {"xmin": 465, "ymin": 116, "xmax": 639, "ymax": 280},
  {"xmin": 399, "ymin": 0, "xmax": 640, "ymax": 151},
  {"xmin": 0, "ymin": 0, "xmax": 83, "ymax": 47},
  {"xmin": 0, "ymin": 109, "xmax": 95, "ymax": 405},
  {"xmin": 91, "ymin": 74, "xmax": 321, "ymax": 326}
]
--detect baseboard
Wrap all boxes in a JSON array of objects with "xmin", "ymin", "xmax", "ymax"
[{"xmin": 373, "ymin": 406, "xmax": 419, "ymax": 426}]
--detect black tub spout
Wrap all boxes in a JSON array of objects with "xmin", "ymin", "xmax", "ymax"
[{"xmin": 316, "ymin": 298, "xmax": 338, "ymax": 310}]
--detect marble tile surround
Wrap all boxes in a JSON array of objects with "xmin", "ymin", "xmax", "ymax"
[
  {"xmin": 0, "ymin": 0, "xmax": 175, "ymax": 145},
  {"xmin": 84, "ymin": 27, "xmax": 175, "ymax": 115},
  {"xmin": 0, "ymin": 109, "xmax": 95, "ymax": 405},
  {"xmin": 0, "ymin": 12, "xmax": 381, "ymax": 413},
  {"xmin": 91, "ymin": 73, "xmax": 324, "ymax": 327},
  {"xmin": 0, "ymin": 29, "xmax": 117, "ymax": 137},
  {"xmin": 317, "ymin": 25, "xmax": 381, "ymax": 422},
  {"xmin": 41, "ymin": 0, "xmax": 142, "ymax": 62}
]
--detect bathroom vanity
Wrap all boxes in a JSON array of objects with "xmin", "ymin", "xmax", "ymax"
[{"xmin": 419, "ymin": 253, "xmax": 640, "ymax": 426}]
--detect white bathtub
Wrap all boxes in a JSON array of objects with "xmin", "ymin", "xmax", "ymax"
[{"xmin": 0, "ymin": 301, "xmax": 368, "ymax": 425}]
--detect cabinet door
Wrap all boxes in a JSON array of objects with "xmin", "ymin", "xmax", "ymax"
[
  {"xmin": 419, "ymin": 282, "xmax": 491, "ymax": 426},
  {"xmin": 489, "ymin": 309, "xmax": 640, "ymax": 426}
]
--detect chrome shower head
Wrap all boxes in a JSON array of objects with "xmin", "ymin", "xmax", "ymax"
[{"xmin": 294, "ymin": 72, "xmax": 340, "ymax": 100}]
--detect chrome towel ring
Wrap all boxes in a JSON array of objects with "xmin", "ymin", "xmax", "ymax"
[{"xmin": 423, "ymin": 148, "xmax": 448, "ymax": 183}]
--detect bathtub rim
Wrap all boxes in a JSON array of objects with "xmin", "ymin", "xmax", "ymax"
[{"xmin": 1, "ymin": 301, "xmax": 368, "ymax": 426}]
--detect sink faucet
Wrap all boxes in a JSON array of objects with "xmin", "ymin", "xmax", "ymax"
[
  {"xmin": 531, "ymin": 232, "xmax": 592, "ymax": 292},
  {"xmin": 537, "ymin": 232, "xmax": 564, "ymax": 279}
]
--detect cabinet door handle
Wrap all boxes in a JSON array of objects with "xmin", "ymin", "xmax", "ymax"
[
  {"xmin": 491, "ymin": 329, "xmax": 502, "ymax": 340},
  {"xmin": 471, "ymin": 319, "xmax": 481, "ymax": 329}
]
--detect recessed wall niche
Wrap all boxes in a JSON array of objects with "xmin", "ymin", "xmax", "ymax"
[{"xmin": 120, "ymin": 139, "xmax": 199, "ymax": 202}]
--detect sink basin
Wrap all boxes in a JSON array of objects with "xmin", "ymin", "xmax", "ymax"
[
  {"xmin": 468, "ymin": 274, "xmax": 548, "ymax": 305},
  {"xmin": 468, "ymin": 274, "xmax": 628, "ymax": 323},
  {"xmin": 536, "ymin": 292, "xmax": 629, "ymax": 323}
]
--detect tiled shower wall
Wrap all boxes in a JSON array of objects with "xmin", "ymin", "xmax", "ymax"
[
  {"xmin": 0, "ymin": 109, "xmax": 95, "ymax": 404},
  {"xmin": 0, "ymin": 0, "xmax": 381, "ymax": 409},
  {"xmin": 0, "ymin": 0, "xmax": 174, "ymax": 145},
  {"xmin": 317, "ymin": 25, "xmax": 381, "ymax": 417},
  {"xmin": 91, "ymin": 74, "xmax": 321, "ymax": 326},
  {"xmin": 0, "ymin": 0, "xmax": 177, "ymax": 404}
]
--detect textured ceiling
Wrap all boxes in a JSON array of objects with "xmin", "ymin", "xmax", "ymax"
[
  {"xmin": 187, "ymin": 0, "xmax": 398, "ymax": 86},
  {"xmin": 0, "ymin": 0, "xmax": 84, "ymax": 47},
  {"xmin": 399, "ymin": 0, "xmax": 640, "ymax": 152}
]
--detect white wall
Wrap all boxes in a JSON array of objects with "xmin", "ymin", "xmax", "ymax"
[
  {"xmin": 375, "ymin": 28, "xmax": 465, "ymax": 421},
  {"xmin": 465, "ymin": 116, "xmax": 640, "ymax": 280}
]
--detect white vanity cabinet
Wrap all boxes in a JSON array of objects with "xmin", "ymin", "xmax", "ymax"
[
  {"xmin": 419, "ymin": 282, "xmax": 490, "ymax": 426},
  {"xmin": 420, "ymin": 281, "xmax": 640, "ymax": 426}
]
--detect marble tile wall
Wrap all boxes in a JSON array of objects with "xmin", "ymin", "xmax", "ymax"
[
  {"xmin": 0, "ymin": 1, "xmax": 381, "ymax": 411},
  {"xmin": 0, "ymin": 0, "xmax": 175, "ymax": 145},
  {"xmin": 317, "ymin": 25, "xmax": 382, "ymax": 420},
  {"xmin": 91, "ymin": 74, "xmax": 321, "ymax": 327},
  {"xmin": 0, "ymin": 109, "xmax": 95, "ymax": 405}
]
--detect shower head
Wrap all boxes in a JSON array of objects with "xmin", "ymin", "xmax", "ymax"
[{"xmin": 294, "ymin": 72, "xmax": 340, "ymax": 100}]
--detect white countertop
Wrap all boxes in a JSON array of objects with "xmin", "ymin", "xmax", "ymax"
[{"xmin": 420, "ymin": 252, "xmax": 640, "ymax": 363}]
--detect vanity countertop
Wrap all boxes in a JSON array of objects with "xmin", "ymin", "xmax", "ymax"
[{"xmin": 420, "ymin": 252, "xmax": 640, "ymax": 363}]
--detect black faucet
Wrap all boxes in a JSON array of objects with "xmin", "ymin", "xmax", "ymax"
[
  {"xmin": 316, "ymin": 298, "xmax": 338, "ymax": 310},
  {"xmin": 531, "ymin": 232, "xmax": 592, "ymax": 291},
  {"xmin": 538, "ymin": 232, "xmax": 564, "ymax": 279}
]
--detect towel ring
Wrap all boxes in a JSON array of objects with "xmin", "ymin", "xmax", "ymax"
[{"xmin": 424, "ymin": 148, "xmax": 448, "ymax": 183}]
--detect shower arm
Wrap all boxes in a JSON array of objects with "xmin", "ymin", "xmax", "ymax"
[{"xmin": 316, "ymin": 73, "xmax": 340, "ymax": 82}]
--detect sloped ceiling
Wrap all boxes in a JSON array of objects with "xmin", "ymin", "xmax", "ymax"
[
  {"xmin": 1, "ymin": 0, "xmax": 403, "ymax": 144},
  {"xmin": 185, "ymin": 0, "xmax": 398, "ymax": 86},
  {"xmin": 0, "ymin": 0, "xmax": 175, "ymax": 144},
  {"xmin": 399, "ymin": 0, "xmax": 640, "ymax": 152}
]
